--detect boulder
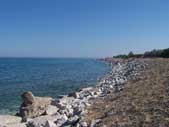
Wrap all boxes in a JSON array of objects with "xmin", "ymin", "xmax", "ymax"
[
  {"xmin": 27, "ymin": 115, "xmax": 58, "ymax": 127},
  {"xmin": 27, "ymin": 114, "xmax": 68, "ymax": 127},
  {"xmin": 21, "ymin": 91, "xmax": 35, "ymax": 106},
  {"xmin": 18, "ymin": 91, "xmax": 53, "ymax": 121}
]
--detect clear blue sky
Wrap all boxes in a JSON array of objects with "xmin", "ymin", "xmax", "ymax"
[{"xmin": 0, "ymin": 0, "xmax": 169, "ymax": 57}]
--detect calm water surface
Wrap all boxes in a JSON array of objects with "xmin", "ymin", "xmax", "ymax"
[{"xmin": 0, "ymin": 58, "xmax": 110, "ymax": 114}]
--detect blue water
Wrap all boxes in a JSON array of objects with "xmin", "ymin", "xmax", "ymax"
[{"xmin": 0, "ymin": 58, "xmax": 110, "ymax": 115}]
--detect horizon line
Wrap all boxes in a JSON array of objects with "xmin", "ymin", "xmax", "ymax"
[{"xmin": 0, "ymin": 56, "xmax": 105, "ymax": 59}]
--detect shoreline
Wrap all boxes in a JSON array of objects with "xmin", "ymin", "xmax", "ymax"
[
  {"xmin": 0, "ymin": 58, "xmax": 148, "ymax": 127},
  {"xmin": 0, "ymin": 58, "xmax": 109, "ymax": 116}
]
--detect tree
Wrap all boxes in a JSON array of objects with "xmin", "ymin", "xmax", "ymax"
[{"xmin": 128, "ymin": 51, "xmax": 134, "ymax": 57}]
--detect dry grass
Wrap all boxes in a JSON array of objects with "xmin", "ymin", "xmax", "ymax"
[{"xmin": 83, "ymin": 58, "xmax": 169, "ymax": 127}]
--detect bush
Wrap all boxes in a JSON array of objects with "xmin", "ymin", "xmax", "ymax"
[
  {"xmin": 161, "ymin": 48, "xmax": 169, "ymax": 58},
  {"xmin": 143, "ymin": 48, "xmax": 169, "ymax": 58},
  {"xmin": 113, "ymin": 48, "xmax": 169, "ymax": 59},
  {"xmin": 128, "ymin": 51, "xmax": 134, "ymax": 57}
]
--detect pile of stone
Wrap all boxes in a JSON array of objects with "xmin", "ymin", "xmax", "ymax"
[
  {"xmin": 97, "ymin": 59, "xmax": 147, "ymax": 94},
  {"xmin": 0, "ymin": 59, "xmax": 148, "ymax": 127}
]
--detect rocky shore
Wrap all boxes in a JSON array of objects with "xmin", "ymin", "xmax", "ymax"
[
  {"xmin": 0, "ymin": 58, "xmax": 148, "ymax": 127},
  {"xmin": 83, "ymin": 58, "xmax": 169, "ymax": 127}
]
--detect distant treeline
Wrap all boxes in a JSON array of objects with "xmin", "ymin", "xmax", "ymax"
[{"xmin": 113, "ymin": 48, "xmax": 169, "ymax": 58}]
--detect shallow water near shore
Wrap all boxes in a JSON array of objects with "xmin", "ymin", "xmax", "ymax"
[{"xmin": 0, "ymin": 58, "xmax": 110, "ymax": 115}]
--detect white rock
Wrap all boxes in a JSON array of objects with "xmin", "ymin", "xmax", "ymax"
[
  {"xmin": 28, "ymin": 115, "xmax": 60, "ymax": 127},
  {"xmin": 0, "ymin": 115, "xmax": 22, "ymax": 125},
  {"xmin": 80, "ymin": 87, "xmax": 93, "ymax": 91},
  {"xmin": 3, "ymin": 123, "xmax": 27, "ymax": 127},
  {"xmin": 80, "ymin": 122, "xmax": 88, "ymax": 127},
  {"xmin": 90, "ymin": 119, "xmax": 101, "ymax": 127},
  {"xmin": 46, "ymin": 105, "xmax": 59, "ymax": 115}
]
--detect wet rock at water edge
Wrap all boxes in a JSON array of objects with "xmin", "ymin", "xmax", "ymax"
[{"xmin": 18, "ymin": 91, "xmax": 53, "ymax": 122}]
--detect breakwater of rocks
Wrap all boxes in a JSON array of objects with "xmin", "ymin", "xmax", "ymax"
[{"xmin": 0, "ymin": 59, "xmax": 148, "ymax": 127}]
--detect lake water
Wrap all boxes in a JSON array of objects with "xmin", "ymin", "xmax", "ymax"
[{"xmin": 0, "ymin": 58, "xmax": 110, "ymax": 114}]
